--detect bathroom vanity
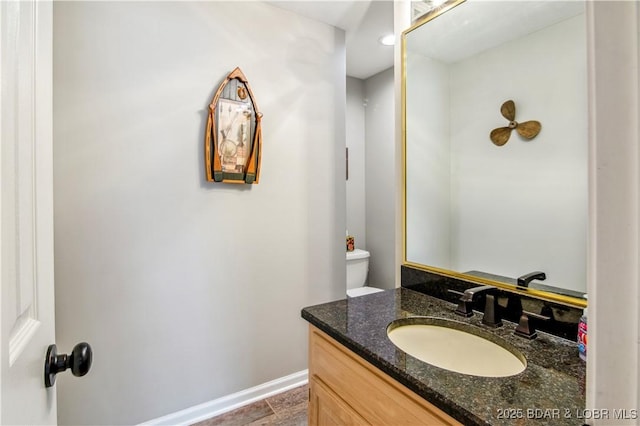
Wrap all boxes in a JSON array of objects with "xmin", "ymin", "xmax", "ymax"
[
  {"xmin": 308, "ymin": 324, "xmax": 461, "ymax": 425},
  {"xmin": 301, "ymin": 288, "xmax": 585, "ymax": 426}
]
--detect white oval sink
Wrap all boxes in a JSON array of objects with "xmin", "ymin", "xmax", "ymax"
[{"xmin": 387, "ymin": 318, "xmax": 526, "ymax": 377}]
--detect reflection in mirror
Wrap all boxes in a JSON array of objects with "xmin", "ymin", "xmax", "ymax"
[
  {"xmin": 410, "ymin": 0, "xmax": 449, "ymax": 23},
  {"xmin": 403, "ymin": 0, "xmax": 587, "ymax": 301}
]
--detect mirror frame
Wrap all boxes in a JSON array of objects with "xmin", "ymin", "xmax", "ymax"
[{"xmin": 401, "ymin": 0, "xmax": 587, "ymax": 309}]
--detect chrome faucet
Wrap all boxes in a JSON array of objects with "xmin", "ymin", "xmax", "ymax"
[{"xmin": 517, "ymin": 271, "xmax": 546, "ymax": 288}]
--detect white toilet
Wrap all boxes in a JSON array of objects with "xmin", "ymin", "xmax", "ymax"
[{"xmin": 346, "ymin": 249, "xmax": 384, "ymax": 297}]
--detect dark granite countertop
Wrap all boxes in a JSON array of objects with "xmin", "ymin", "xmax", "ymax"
[{"xmin": 301, "ymin": 288, "xmax": 586, "ymax": 426}]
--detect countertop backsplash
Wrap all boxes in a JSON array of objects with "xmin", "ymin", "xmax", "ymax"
[{"xmin": 401, "ymin": 265, "xmax": 585, "ymax": 341}]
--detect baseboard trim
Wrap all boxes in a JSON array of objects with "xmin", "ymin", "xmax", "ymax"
[{"xmin": 139, "ymin": 370, "xmax": 309, "ymax": 426}]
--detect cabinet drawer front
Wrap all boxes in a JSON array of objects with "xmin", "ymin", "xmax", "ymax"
[{"xmin": 309, "ymin": 325, "xmax": 461, "ymax": 426}]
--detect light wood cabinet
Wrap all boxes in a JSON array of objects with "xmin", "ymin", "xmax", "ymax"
[{"xmin": 308, "ymin": 325, "xmax": 462, "ymax": 426}]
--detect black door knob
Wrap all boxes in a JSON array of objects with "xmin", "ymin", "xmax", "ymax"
[{"xmin": 44, "ymin": 342, "xmax": 92, "ymax": 388}]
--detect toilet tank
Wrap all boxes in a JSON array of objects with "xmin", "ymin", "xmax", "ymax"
[{"xmin": 346, "ymin": 249, "xmax": 370, "ymax": 290}]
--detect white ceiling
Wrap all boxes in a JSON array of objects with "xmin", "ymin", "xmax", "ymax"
[
  {"xmin": 266, "ymin": 1, "xmax": 395, "ymax": 80},
  {"xmin": 407, "ymin": 0, "xmax": 584, "ymax": 63}
]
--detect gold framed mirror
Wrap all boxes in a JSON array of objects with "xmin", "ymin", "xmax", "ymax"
[{"xmin": 402, "ymin": 0, "xmax": 587, "ymax": 308}]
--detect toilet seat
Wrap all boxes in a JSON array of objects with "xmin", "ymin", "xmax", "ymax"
[{"xmin": 347, "ymin": 287, "xmax": 384, "ymax": 298}]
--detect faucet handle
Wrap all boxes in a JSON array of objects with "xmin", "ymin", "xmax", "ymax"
[
  {"xmin": 514, "ymin": 310, "xmax": 551, "ymax": 339},
  {"xmin": 447, "ymin": 289, "xmax": 473, "ymax": 317}
]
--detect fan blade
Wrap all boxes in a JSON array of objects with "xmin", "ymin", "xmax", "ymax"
[
  {"xmin": 500, "ymin": 100, "xmax": 516, "ymax": 121},
  {"xmin": 516, "ymin": 120, "xmax": 542, "ymax": 139},
  {"xmin": 490, "ymin": 127, "xmax": 512, "ymax": 146}
]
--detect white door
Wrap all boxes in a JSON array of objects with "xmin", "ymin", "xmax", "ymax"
[{"xmin": 1, "ymin": 1, "xmax": 57, "ymax": 424}]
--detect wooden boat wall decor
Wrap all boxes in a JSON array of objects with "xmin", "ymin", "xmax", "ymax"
[{"xmin": 205, "ymin": 67, "xmax": 263, "ymax": 184}]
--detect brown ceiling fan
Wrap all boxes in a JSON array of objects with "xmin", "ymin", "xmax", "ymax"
[{"xmin": 490, "ymin": 100, "xmax": 541, "ymax": 146}]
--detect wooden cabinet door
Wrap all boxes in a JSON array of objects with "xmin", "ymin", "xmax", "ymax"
[
  {"xmin": 308, "ymin": 325, "xmax": 462, "ymax": 426},
  {"xmin": 309, "ymin": 377, "xmax": 369, "ymax": 426}
]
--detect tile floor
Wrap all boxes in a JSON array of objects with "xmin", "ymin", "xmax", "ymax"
[{"xmin": 192, "ymin": 384, "xmax": 308, "ymax": 426}]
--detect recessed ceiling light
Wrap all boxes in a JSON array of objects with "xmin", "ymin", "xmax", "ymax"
[{"xmin": 379, "ymin": 34, "xmax": 395, "ymax": 46}]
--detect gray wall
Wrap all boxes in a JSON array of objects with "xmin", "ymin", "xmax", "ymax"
[
  {"xmin": 52, "ymin": 2, "xmax": 346, "ymax": 424},
  {"xmin": 364, "ymin": 68, "xmax": 395, "ymax": 289},
  {"xmin": 346, "ymin": 77, "xmax": 366, "ymax": 252},
  {"xmin": 346, "ymin": 70, "xmax": 395, "ymax": 290}
]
